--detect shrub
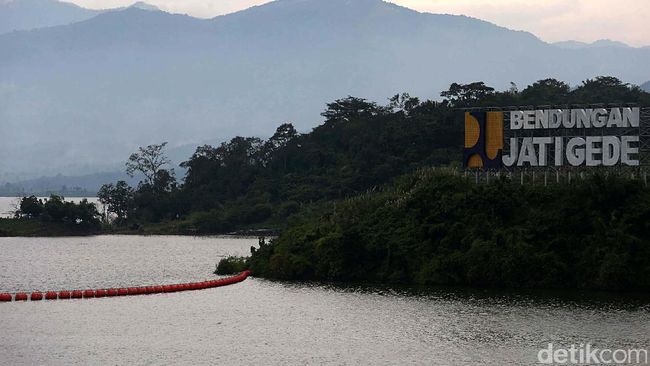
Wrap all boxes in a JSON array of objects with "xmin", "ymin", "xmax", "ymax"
[{"xmin": 215, "ymin": 256, "xmax": 248, "ymax": 275}]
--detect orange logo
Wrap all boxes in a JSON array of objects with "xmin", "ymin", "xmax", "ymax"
[{"xmin": 464, "ymin": 111, "xmax": 504, "ymax": 169}]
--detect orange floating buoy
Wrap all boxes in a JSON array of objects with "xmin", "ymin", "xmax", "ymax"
[{"xmin": 5, "ymin": 272, "xmax": 251, "ymax": 304}]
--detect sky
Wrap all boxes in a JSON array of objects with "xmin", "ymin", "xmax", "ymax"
[{"xmin": 63, "ymin": 0, "xmax": 650, "ymax": 47}]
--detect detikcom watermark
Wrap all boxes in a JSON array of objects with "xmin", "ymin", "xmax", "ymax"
[{"xmin": 538, "ymin": 343, "xmax": 648, "ymax": 364}]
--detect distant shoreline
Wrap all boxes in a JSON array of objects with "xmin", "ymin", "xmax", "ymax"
[{"xmin": 0, "ymin": 218, "xmax": 276, "ymax": 238}]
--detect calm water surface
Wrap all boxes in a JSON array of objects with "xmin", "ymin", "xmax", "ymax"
[{"xmin": 0, "ymin": 236, "xmax": 648, "ymax": 365}]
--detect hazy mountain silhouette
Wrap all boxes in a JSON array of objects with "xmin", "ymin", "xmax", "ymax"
[
  {"xmin": 0, "ymin": 0, "xmax": 163, "ymax": 34},
  {"xmin": 553, "ymin": 39, "xmax": 634, "ymax": 49},
  {"xmin": 0, "ymin": 0, "xmax": 102, "ymax": 34},
  {"xmin": 1, "ymin": 0, "xmax": 649, "ymax": 180}
]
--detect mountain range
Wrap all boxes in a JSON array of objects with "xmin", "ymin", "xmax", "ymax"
[
  {"xmin": 552, "ymin": 39, "xmax": 645, "ymax": 50},
  {"xmin": 1, "ymin": 0, "xmax": 650, "ymax": 186},
  {"xmin": 0, "ymin": 0, "xmax": 162, "ymax": 34}
]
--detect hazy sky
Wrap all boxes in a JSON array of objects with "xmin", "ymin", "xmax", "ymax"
[{"xmin": 65, "ymin": 0, "xmax": 650, "ymax": 47}]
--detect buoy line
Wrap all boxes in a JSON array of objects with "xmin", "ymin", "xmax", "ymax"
[{"xmin": 0, "ymin": 270, "xmax": 250, "ymax": 303}]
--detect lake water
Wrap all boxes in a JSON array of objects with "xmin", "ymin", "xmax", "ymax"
[
  {"xmin": 0, "ymin": 197, "xmax": 104, "ymax": 218},
  {"xmin": 0, "ymin": 236, "xmax": 648, "ymax": 365}
]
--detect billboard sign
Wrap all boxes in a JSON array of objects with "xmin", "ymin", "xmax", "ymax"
[{"xmin": 464, "ymin": 107, "xmax": 645, "ymax": 169}]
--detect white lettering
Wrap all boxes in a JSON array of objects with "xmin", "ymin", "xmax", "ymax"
[
  {"xmin": 567, "ymin": 137, "xmax": 586, "ymax": 166},
  {"xmin": 601, "ymin": 136, "xmax": 621, "ymax": 166},
  {"xmin": 585, "ymin": 136, "xmax": 602, "ymax": 166},
  {"xmin": 621, "ymin": 135, "xmax": 640, "ymax": 166},
  {"xmin": 623, "ymin": 107, "xmax": 640, "ymax": 128},
  {"xmin": 517, "ymin": 138, "xmax": 537, "ymax": 166},
  {"xmin": 607, "ymin": 108, "xmax": 623, "ymax": 128},
  {"xmin": 534, "ymin": 137, "xmax": 553, "ymax": 166},
  {"xmin": 510, "ymin": 111, "xmax": 524, "ymax": 130}
]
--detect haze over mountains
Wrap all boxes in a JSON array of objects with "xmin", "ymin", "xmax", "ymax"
[
  {"xmin": 1, "ymin": 0, "xmax": 650, "ymax": 189},
  {"xmin": 552, "ymin": 39, "xmax": 645, "ymax": 50},
  {"xmin": 0, "ymin": 0, "xmax": 162, "ymax": 33}
]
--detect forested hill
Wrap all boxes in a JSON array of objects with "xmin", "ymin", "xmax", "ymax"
[
  {"xmin": 91, "ymin": 76, "xmax": 650, "ymax": 234},
  {"xmin": 3, "ymin": 0, "xmax": 650, "ymax": 178},
  {"xmin": 249, "ymin": 168, "xmax": 650, "ymax": 290}
]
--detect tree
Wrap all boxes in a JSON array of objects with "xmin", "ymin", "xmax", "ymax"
[
  {"xmin": 262, "ymin": 123, "xmax": 299, "ymax": 168},
  {"xmin": 571, "ymin": 76, "xmax": 642, "ymax": 103},
  {"xmin": 321, "ymin": 96, "xmax": 386, "ymax": 123},
  {"xmin": 266, "ymin": 123, "xmax": 298, "ymax": 151},
  {"xmin": 440, "ymin": 82, "xmax": 495, "ymax": 107},
  {"xmin": 388, "ymin": 93, "xmax": 420, "ymax": 115},
  {"xmin": 126, "ymin": 142, "xmax": 172, "ymax": 186},
  {"xmin": 520, "ymin": 78, "xmax": 570, "ymax": 104},
  {"xmin": 98, "ymin": 181, "xmax": 134, "ymax": 224},
  {"xmin": 19, "ymin": 196, "xmax": 43, "ymax": 218}
]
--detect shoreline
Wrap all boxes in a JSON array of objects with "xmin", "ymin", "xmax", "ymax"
[
  {"xmin": 0, "ymin": 218, "xmax": 278, "ymax": 238},
  {"xmin": 2, "ymin": 226, "xmax": 648, "ymax": 296}
]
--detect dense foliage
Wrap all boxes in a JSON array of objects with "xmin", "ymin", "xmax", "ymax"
[
  {"xmin": 16, "ymin": 195, "xmax": 101, "ymax": 230},
  {"xmin": 100, "ymin": 76, "xmax": 650, "ymax": 235},
  {"xmin": 250, "ymin": 170, "xmax": 650, "ymax": 290},
  {"xmin": 215, "ymin": 256, "xmax": 249, "ymax": 275}
]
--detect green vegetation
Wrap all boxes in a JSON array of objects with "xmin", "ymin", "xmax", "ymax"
[
  {"xmin": 8, "ymin": 76, "xmax": 650, "ymax": 291},
  {"xmin": 215, "ymin": 256, "xmax": 249, "ymax": 275},
  {"xmin": 249, "ymin": 169, "xmax": 650, "ymax": 291},
  {"xmin": 99, "ymin": 76, "xmax": 650, "ymax": 237},
  {"xmin": 0, "ymin": 195, "xmax": 101, "ymax": 236}
]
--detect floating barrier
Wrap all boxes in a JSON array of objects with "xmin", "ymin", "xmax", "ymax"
[{"xmin": 0, "ymin": 271, "xmax": 250, "ymax": 303}]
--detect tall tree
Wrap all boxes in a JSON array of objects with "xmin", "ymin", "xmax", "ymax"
[
  {"xmin": 98, "ymin": 180, "xmax": 134, "ymax": 224},
  {"xmin": 321, "ymin": 96, "xmax": 386, "ymax": 123},
  {"xmin": 440, "ymin": 82, "xmax": 495, "ymax": 107},
  {"xmin": 520, "ymin": 78, "xmax": 570, "ymax": 104},
  {"xmin": 126, "ymin": 142, "xmax": 172, "ymax": 186}
]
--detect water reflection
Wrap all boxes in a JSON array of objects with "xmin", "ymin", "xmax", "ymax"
[{"xmin": 0, "ymin": 236, "xmax": 647, "ymax": 365}]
